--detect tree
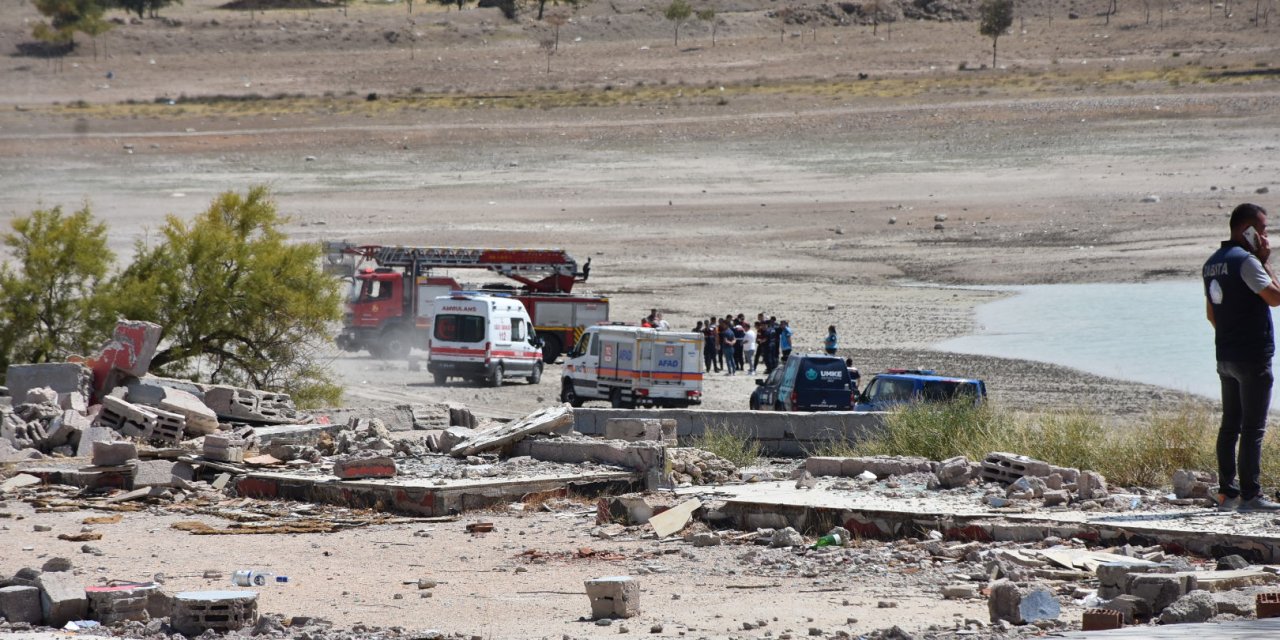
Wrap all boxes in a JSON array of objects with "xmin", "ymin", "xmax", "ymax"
[
  {"xmin": 664, "ymin": 0, "xmax": 691, "ymax": 46},
  {"xmin": 0, "ymin": 205, "xmax": 116, "ymax": 378},
  {"xmin": 696, "ymin": 7, "xmax": 717, "ymax": 46},
  {"xmin": 539, "ymin": 34, "xmax": 555, "ymax": 72},
  {"xmin": 78, "ymin": 13, "xmax": 111, "ymax": 59},
  {"xmin": 112, "ymin": 187, "xmax": 343, "ymax": 407},
  {"xmin": 979, "ymin": 0, "xmax": 1013, "ymax": 68},
  {"xmin": 31, "ymin": 0, "xmax": 106, "ymax": 49},
  {"xmin": 110, "ymin": 0, "xmax": 182, "ymax": 19}
]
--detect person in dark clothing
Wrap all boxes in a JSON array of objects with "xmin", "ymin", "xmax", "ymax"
[
  {"xmin": 1204, "ymin": 203, "xmax": 1280, "ymax": 512},
  {"xmin": 701, "ymin": 319, "xmax": 718, "ymax": 372},
  {"xmin": 732, "ymin": 322, "xmax": 746, "ymax": 371}
]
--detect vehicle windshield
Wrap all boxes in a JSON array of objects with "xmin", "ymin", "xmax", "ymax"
[
  {"xmin": 434, "ymin": 314, "xmax": 486, "ymax": 342},
  {"xmin": 346, "ymin": 279, "xmax": 362, "ymax": 304},
  {"xmin": 798, "ymin": 358, "xmax": 849, "ymax": 388}
]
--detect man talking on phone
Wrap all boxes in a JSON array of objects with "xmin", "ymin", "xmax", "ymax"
[{"xmin": 1203, "ymin": 203, "xmax": 1280, "ymax": 512}]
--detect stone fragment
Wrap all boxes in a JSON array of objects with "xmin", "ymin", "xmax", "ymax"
[
  {"xmin": 687, "ymin": 532, "xmax": 721, "ymax": 547},
  {"xmin": 1077, "ymin": 470, "xmax": 1109, "ymax": 500},
  {"xmin": 771, "ymin": 527, "xmax": 804, "ymax": 548},
  {"xmin": 437, "ymin": 426, "xmax": 475, "ymax": 453},
  {"xmin": 1216, "ymin": 555, "xmax": 1249, "ymax": 571},
  {"xmin": 0, "ymin": 585, "xmax": 43, "ymax": 624},
  {"xmin": 1129, "ymin": 574, "xmax": 1188, "ymax": 615},
  {"xmin": 804, "ymin": 456, "xmax": 844, "ymax": 477},
  {"xmin": 40, "ymin": 557, "xmax": 72, "ymax": 572},
  {"xmin": 157, "ymin": 388, "xmax": 219, "ymax": 436},
  {"xmin": 943, "ymin": 584, "xmax": 979, "ymax": 599},
  {"xmin": 936, "ymin": 456, "xmax": 971, "ymax": 489},
  {"xmin": 1210, "ymin": 590, "xmax": 1256, "ymax": 617},
  {"xmin": 1018, "ymin": 587, "xmax": 1061, "ymax": 624},
  {"xmin": 988, "ymin": 580, "xmax": 1059, "ymax": 625},
  {"xmin": 988, "ymin": 580, "xmax": 1022, "ymax": 624},
  {"xmin": 584, "ymin": 576, "xmax": 640, "ymax": 619},
  {"xmin": 37, "ymin": 571, "xmax": 88, "ymax": 627},
  {"xmin": 1172, "ymin": 469, "xmax": 1215, "ymax": 500},
  {"xmin": 1042, "ymin": 489, "xmax": 1069, "ymax": 507},
  {"xmin": 75, "ymin": 426, "xmax": 118, "ymax": 458},
  {"xmin": 92, "ymin": 441, "xmax": 137, "ymax": 467},
  {"xmin": 1158, "ymin": 590, "xmax": 1217, "ymax": 624}
]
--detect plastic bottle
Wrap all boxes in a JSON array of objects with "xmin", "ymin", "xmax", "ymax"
[
  {"xmin": 812, "ymin": 533, "xmax": 844, "ymax": 548},
  {"xmin": 231, "ymin": 570, "xmax": 289, "ymax": 587}
]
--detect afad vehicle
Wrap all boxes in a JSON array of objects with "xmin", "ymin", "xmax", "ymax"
[
  {"xmin": 561, "ymin": 324, "xmax": 703, "ymax": 408},
  {"xmin": 326, "ymin": 243, "xmax": 608, "ymax": 363},
  {"xmin": 854, "ymin": 369, "xmax": 987, "ymax": 412},
  {"xmin": 750, "ymin": 354, "xmax": 857, "ymax": 411},
  {"xmin": 426, "ymin": 293, "xmax": 544, "ymax": 387}
]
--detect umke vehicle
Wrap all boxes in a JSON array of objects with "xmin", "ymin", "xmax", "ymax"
[{"xmin": 749, "ymin": 354, "xmax": 858, "ymax": 411}]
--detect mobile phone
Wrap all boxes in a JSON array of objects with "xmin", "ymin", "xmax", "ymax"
[{"xmin": 1244, "ymin": 227, "xmax": 1261, "ymax": 252}]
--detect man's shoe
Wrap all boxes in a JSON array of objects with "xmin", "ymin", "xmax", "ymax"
[
  {"xmin": 1238, "ymin": 496, "xmax": 1280, "ymax": 513},
  {"xmin": 1217, "ymin": 494, "xmax": 1241, "ymax": 512}
]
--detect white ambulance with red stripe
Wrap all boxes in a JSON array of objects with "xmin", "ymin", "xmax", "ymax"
[
  {"xmin": 560, "ymin": 324, "xmax": 703, "ymax": 408},
  {"xmin": 427, "ymin": 293, "xmax": 544, "ymax": 387}
]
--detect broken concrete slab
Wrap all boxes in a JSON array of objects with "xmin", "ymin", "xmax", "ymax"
[
  {"xmin": 513, "ymin": 437, "xmax": 664, "ymax": 473},
  {"xmin": 450, "ymin": 405, "xmax": 574, "ymax": 457},
  {"xmin": 649, "ymin": 498, "xmax": 700, "ymax": 538},
  {"xmin": 1159, "ymin": 590, "xmax": 1217, "ymax": 624},
  {"xmin": 1176, "ymin": 569, "xmax": 1278, "ymax": 592},
  {"xmin": 840, "ymin": 456, "xmax": 934, "ymax": 479},
  {"xmin": 203, "ymin": 385, "xmax": 297, "ymax": 424},
  {"xmin": 37, "ymin": 570, "xmax": 87, "ymax": 627},
  {"xmin": 603, "ymin": 418, "xmax": 675, "ymax": 444},
  {"xmin": 86, "ymin": 583, "xmax": 161, "ymax": 625},
  {"xmin": 4, "ymin": 363, "xmax": 93, "ymax": 411},
  {"xmin": 0, "ymin": 438, "xmax": 44, "ymax": 463},
  {"xmin": 157, "ymin": 388, "xmax": 219, "ymax": 436},
  {"xmin": 75, "ymin": 426, "xmax": 118, "ymax": 458},
  {"xmin": 333, "ymin": 454, "xmax": 397, "ymax": 480},
  {"xmin": 584, "ymin": 576, "xmax": 640, "ymax": 619},
  {"xmin": 0, "ymin": 585, "xmax": 43, "ymax": 624},
  {"xmin": 1, "ymin": 473, "xmax": 42, "ymax": 493}
]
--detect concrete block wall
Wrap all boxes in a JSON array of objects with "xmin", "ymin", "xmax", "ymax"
[
  {"xmin": 170, "ymin": 591, "xmax": 258, "ymax": 636},
  {"xmin": 571, "ymin": 409, "xmax": 885, "ymax": 456}
]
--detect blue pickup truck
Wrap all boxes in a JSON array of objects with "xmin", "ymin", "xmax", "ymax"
[{"xmin": 854, "ymin": 369, "xmax": 987, "ymax": 412}]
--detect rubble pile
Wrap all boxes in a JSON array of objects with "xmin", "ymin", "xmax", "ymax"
[{"xmin": 668, "ymin": 447, "xmax": 738, "ymax": 485}]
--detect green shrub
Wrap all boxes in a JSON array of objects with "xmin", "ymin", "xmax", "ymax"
[{"xmin": 690, "ymin": 423, "xmax": 762, "ymax": 467}]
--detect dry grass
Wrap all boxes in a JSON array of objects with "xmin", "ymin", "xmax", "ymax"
[{"xmin": 851, "ymin": 400, "xmax": 1280, "ymax": 489}]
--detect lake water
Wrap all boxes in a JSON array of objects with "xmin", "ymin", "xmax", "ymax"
[{"xmin": 934, "ymin": 281, "xmax": 1277, "ymax": 399}]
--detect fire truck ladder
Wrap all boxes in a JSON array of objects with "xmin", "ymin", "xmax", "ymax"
[{"xmin": 326, "ymin": 242, "xmax": 590, "ymax": 293}]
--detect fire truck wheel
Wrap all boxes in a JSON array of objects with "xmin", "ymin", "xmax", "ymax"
[
  {"xmin": 382, "ymin": 329, "xmax": 412, "ymax": 360},
  {"xmin": 528, "ymin": 362, "xmax": 543, "ymax": 385},
  {"xmin": 488, "ymin": 364, "xmax": 504, "ymax": 388},
  {"xmin": 540, "ymin": 335, "xmax": 562, "ymax": 364},
  {"xmin": 561, "ymin": 379, "xmax": 584, "ymax": 407}
]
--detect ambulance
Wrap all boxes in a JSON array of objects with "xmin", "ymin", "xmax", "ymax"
[
  {"xmin": 560, "ymin": 324, "xmax": 703, "ymax": 408},
  {"xmin": 427, "ymin": 293, "xmax": 544, "ymax": 387}
]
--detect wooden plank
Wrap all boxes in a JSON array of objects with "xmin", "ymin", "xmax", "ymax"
[{"xmin": 648, "ymin": 498, "xmax": 700, "ymax": 538}]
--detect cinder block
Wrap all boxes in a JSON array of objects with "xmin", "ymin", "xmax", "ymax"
[
  {"xmin": 1082, "ymin": 608, "xmax": 1123, "ymax": 631},
  {"xmin": 1258, "ymin": 592, "xmax": 1280, "ymax": 619},
  {"xmin": 804, "ymin": 456, "xmax": 845, "ymax": 477},
  {"xmin": 37, "ymin": 571, "xmax": 87, "ymax": 627},
  {"xmin": 92, "ymin": 441, "xmax": 138, "ymax": 467},
  {"xmin": 0, "ymin": 585, "xmax": 43, "ymax": 624},
  {"xmin": 5, "ymin": 363, "xmax": 93, "ymax": 410},
  {"xmin": 95, "ymin": 396, "xmax": 156, "ymax": 440},
  {"xmin": 585, "ymin": 576, "xmax": 640, "ymax": 619},
  {"xmin": 170, "ymin": 591, "xmax": 258, "ymax": 635},
  {"xmin": 148, "ymin": 406, "xmax": 186, "ymax": 445},
  {"xmin": 981, "ymin": 452, "xmax": 1051, "ymax": 483},
  {"xmin": 333, "ymin": 455, "xmax": 397, "ymax": 479},
  {"xmin": 203, "ymin": 435, "xmax": 246, "ymax": 463}
]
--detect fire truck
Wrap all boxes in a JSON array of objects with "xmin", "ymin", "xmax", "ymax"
[{"xmin": 326, "ymin": 242, "xmax": 608, "ymax": 363}]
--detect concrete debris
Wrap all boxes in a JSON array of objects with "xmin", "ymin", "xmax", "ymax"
[
  {"xmin": 585, "ymin": 576, "xmax": 640, "ymax": 619},
  {"xmin": 669, "ymin": 447, "xmax": 737, "ymax": 485},
  {"xmin": 4, "ymin": 363, "xmax": 93, "ymax": 411},
  {"xmin": 1078, "ymin": 470, "xmax": 1110, "ymax": 500},
  {"xmin": 987, "ymin": 579, "xmax": 1059, "ymax": 625},
  {"xmin": 1102, "ymin": 593, "xmax": 1152, "ymax": 624},
  {"xmin": 37, "ymin": 571, "xmax": 88, "ymax": 628},
  {"xmin": 934, "ymin": 455, "xmax": 972, "ymax": 488},
  {"xmin": 648, "ymin": 498, "xmax": 700, "ymax": 538},
  {"xmin": 91, "ymin": 440, "xmax": 137, "ymax": 466},
  {"xmin": 603, "ymin": 417, "xmax": 676, "ymax": 445},
  {"xmin": 203, "ymin": 433, "xmax": 247, "ymax": 463},
  {"xmin": 1158, "ymin": 590, "xmax": 1218, "ymax": 624},
  {"xmin": 1217, "ymin": 554, "xmax": 1250, "ymax": 571},
  {"xmin": 170, "ymin": 590, "xmax": 258, "ymax": 635},
  {"xmin": 450, "ymin": 404, "xmax": 574, "ymax": 456},
  {"xmin": 333, "ymin": 452, "xmax": 398, "ymax": 479},
  {"xmin": 981, "ymin": 452, "xmax": 1051, "ymax": 484},
  {"xmin": 0, "ymin": 585, "xmax": 43, "ymax": 624},
  {"xmin": 771, "ymin": 526, "xmax": 805, "ymax": 548},
  {"xmin": 1173, "ymin": 468, "xmax": 1216, "ymax": 500}
]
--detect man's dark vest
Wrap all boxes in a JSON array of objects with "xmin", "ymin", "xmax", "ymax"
[{"xmin": 1204, "ymin": 241, "xmax": 1274, "ymax": 362}]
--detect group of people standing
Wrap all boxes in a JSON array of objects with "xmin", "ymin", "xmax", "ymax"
[{"xmin": 693, "ymin": 314, "xmax": 795, "ymax": 376}]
